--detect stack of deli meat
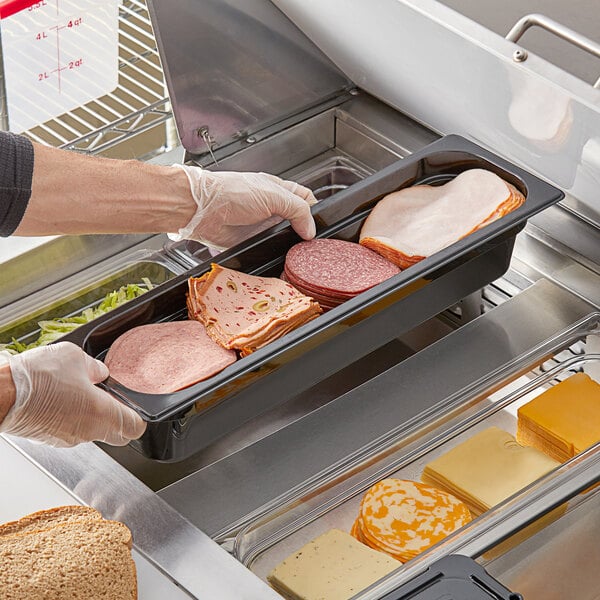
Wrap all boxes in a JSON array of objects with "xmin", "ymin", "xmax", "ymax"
[
  {"xmin": 359, "ymin": 169, "xmax": 525, "ymax": 268},
  {"xmin": 282, "ymin": 239, "xmax": 400, "ymax": 310},
  {"xmin": 188, "ymin": 264, "xmax": 321, "ymax": 357},
  {"xmin": 105, "ymin": 321, "xmax": 237, "ymax": 394}
]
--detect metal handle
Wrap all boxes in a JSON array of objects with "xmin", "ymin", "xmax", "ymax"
[{"xmin": 506, "ymin": 13, "xmax": 600, "ymax": 88}]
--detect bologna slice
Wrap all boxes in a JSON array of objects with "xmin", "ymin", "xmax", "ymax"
[
  {"xmin": 104, "ymin": 320, "xmax": 236, "ymax": 394},
  {"xmin": 283, "ymin": 239, "xmax": 400, "ymax": 309},
  {"xmin": 188, "ymin": 264, "xmax": 321, "ymax": 355},
  {"xmin": 359, "ymin": 169, "xmax": 526, "ymax": 269}
]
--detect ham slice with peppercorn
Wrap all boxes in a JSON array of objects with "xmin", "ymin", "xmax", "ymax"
[{"xmin": 188, "ymin": 264, "xmax": 322, "ymax": 357}]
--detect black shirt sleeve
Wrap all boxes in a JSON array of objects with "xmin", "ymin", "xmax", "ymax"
[{"xmin": 0, "ymin": 131, "xmax": 34, "ymax": 237}]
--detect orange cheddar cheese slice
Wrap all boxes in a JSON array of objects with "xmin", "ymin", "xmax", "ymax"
[{"xmin": 517, "ymin": 372, "xmax": 600, "ymax": 462}]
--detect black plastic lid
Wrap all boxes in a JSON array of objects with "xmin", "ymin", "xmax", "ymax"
[{"xmin": 379, "ymin": 555, "xmax": 523, "ymax": 600}]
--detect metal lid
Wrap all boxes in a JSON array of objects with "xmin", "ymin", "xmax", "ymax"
[{"xmin": 147, "ymin": 0, "xmax": 351, "ymax": 155}]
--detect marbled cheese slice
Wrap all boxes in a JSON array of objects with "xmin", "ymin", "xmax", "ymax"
[
  {"xmin": 422, "ymin": 427, "xmax": 560, "ymax": 515},
  {"xmin": 267, "ymin": 529, "xmax": 400, "ymax": 600},
  {"xmin": 517, "ymin": 372, "xmax": 600, "ymax": 462},
  {"xmin": 353, "ymin": 479, "xmax": 471, "ymax": 562}
]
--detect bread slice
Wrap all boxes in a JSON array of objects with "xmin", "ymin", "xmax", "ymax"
[
  {"xmin": 0, "ymin": 519, "xmax": 137, "ymax": 599},
  {"xmin": 0, "ymin": 505, "xmax": 101, "ymax": 537}
]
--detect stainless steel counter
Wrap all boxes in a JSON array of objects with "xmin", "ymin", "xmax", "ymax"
[{"xmin": 439, "ymin": 0, "xmax": 600, "ymax": 85}]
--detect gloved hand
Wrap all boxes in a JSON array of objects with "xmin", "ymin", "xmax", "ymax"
[
  {"xmin": 0, "ymin": 342, "xmax": 146, "ymax": 448},
  {"xmin": 170, "ymin": 165, "xmax": 317, "ymax": 250}
]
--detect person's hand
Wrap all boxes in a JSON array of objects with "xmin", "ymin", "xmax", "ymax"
[
  {"xmin": 0, "ymin": 342, "xmax": 146, "ymax": 447},
  {"xmin": 170, "ymin": 165, "xmax": 317, "ymax": 250}
]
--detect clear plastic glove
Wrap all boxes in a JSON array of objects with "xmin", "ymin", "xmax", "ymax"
[
  {"xmin": 0, "ymin": 342, "xmax": 146, "ymax": 448},
  {"xmin": 170, "ymin": 165, "xmax": 317, "ymax": 250}
]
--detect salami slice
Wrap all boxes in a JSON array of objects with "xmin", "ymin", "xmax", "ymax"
[
  {"xmin": 283, "ymin": 239, "xmax": 400, "ymax": 309},
  {"xmin": 105, "ymin": 320, "xmax": 236, "ymax": 394}
]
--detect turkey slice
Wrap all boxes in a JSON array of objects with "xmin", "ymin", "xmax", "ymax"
[{"xmin": 359, "ymin": 169, "xmax": 525, "ymax": 269}]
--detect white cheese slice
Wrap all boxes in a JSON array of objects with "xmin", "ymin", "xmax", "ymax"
[{"xmin": 267, "ymin": 529, "xmax": 400, "ymax": 600}]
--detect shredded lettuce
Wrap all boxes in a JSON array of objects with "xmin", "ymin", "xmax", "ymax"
[{"xmin": 0, "ymin": 278, "xmax": 154, "ymax": 354}]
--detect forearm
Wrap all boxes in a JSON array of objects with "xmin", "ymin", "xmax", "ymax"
[
  {"xmin": 14, "ymin": 143, "xmax": 195, "ymax": 236},
  {"xmin": 0, "ymin": 364, "xmax": 16, "ymax": 425}
]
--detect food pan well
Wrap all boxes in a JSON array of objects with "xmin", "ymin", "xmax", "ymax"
[
  {"xmin": 62, "ymin": 135, "xmax": 564, "ymax": 461},
  {"xmin": 164, "ymin": 156, "xmax": 374, "ymax": 268},
  {"xmin": 0, "ymin": 250, "xmax": 183, "ymax": 353},
  {"xmin": 234, "ymin": 326, "xmax": 600, "ymax": 584}
]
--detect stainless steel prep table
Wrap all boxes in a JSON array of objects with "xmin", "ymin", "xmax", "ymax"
[{"xmin": 2, "ymin": 0, "xmax": 600, "ymax": 597}]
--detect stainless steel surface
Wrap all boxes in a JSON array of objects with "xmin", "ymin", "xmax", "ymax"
[
  {"xmin": 442, "ymin": 0, "xmax": 600, "ymax": 86},
  {"xmin": 485, "ymin": 468, "xmax": 600, "ymax": 597},
  {"xmin": 0, "ymin": 234, "xmax": 168, "ymax": 309},
  {"xmin": 273, "ymin": 0, "xmax": 600, "ymax": 230},
  {"xmin": 3, "ymin": 436, "xmax": 280, "ymax": 600},
  {"xmin": 157, "ymin": 280, "xmax": 595, "ymax": 539},
  {"xmin": 3, "ymin": 1, "xmax": 600, "ymax": 594},
  {"xmin": 506, "ymin": 14, "xmax": 600, "ymax": 86},
  {"xmin": 193, "ymin": 94, "xmax": 437, "ymax": 173},
  {"xmin": 511, "ymin": 214, "xmax": 600, "ymax": 309},
  {"xmin": 147, "ymin": 0, "xmax": 350, "ymax": 154}
]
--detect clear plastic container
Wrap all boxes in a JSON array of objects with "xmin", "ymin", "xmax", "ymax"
[
  {"xmin": 234, "ymin": 315, "xmax": 600, "ymax": 585},
  {"xmin": 482, "ymin": 464, "xmax": 600, "ymax": 599},
  {"xmin": 1, "ymin": 0, "xmax": 120, "ymax": 133},
  {"xmin": 0, "ymin": 248, "xmax": 184, "ymax": 348}
]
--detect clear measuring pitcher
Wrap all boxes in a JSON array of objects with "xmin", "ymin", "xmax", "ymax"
[{"xmin": 0, "ymin": 0, "xmax": 120, "ymax": 133}]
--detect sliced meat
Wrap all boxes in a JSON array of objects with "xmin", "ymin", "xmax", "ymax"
[
  {"xmin": 104, "ymin": 320, "xmax": 236, "ymax": 394},
  {"xmin": 285, "ymin": 239, "xmax": 400, "ymax": 295},
  {"xmin": 283, "ymin": 239, "xmax": 400, "ymax": 310},
  {"xmin": 188, "ymin": 264, "xmax": 322, "ymax": 355},
  {"xmin": 359, "ymin": 169, "xmax": 526, "ymax": 269}
]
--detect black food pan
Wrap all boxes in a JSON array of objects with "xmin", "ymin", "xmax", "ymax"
[{"xmin": 62, "ymin": 135, "xmax": 563, "ymax": 461}]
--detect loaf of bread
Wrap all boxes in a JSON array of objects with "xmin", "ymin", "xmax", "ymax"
[{"xmin": 0, "ymin": 505, "xmax": 137, "ymax": 599}]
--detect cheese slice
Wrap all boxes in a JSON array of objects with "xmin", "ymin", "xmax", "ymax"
[
  {"xmin": 421, "ymin": 427, "xmax": 559, "ymax": 515},
  {"xmin": 517, "ymin": 372, "xmax": 600, "ymax": 462},
  {"xmin": 267, "ymin": 529, "xmax": 400, "ymax": 600},
  {"xmin": 352, "ymin": 479, "xmax": 471, "ymax": 562}
]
